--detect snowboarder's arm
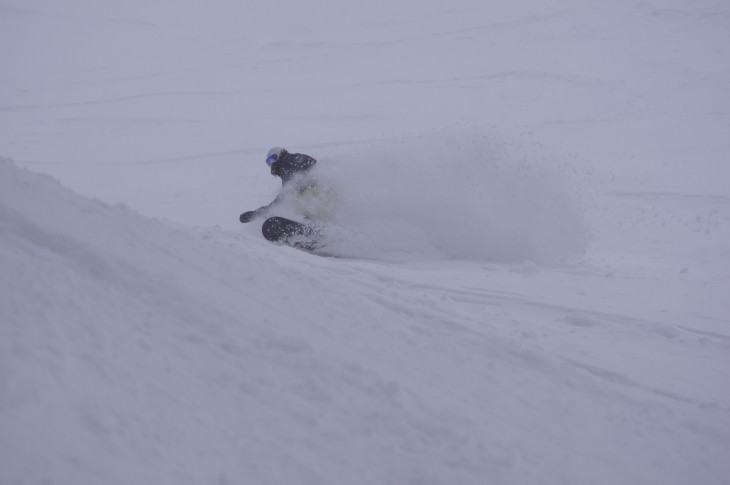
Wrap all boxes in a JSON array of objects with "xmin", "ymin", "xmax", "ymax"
[{"xmin": 239, "ymin": 194, "xmax": 284, "ymax": 223}]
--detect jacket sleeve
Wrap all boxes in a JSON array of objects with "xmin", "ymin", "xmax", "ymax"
[
  {"xmin": 294, "ymin": 154, "xmax": 316, "ymax": 170},
  {"xmin": 249, "ymin": 193, "xmax": 284, "ymax": 219}
]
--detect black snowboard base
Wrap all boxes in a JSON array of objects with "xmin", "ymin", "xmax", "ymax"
[{"xmin": 262, "ymin": 217, "xmax": 322, "ymax": 252}]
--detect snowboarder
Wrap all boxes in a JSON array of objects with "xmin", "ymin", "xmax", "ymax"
[{"xmin": 239, "ymin": 147, "xmax": 324, "ymax": 250}]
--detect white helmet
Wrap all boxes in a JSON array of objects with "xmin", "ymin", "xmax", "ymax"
[{"xmin": 266, "ymin": 147, "xmax": 285, "ymax": 166}]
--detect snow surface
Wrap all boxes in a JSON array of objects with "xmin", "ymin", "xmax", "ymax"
[{"xmin": 2, "ymin": 0, "xmax": 730, "ymax": 484}]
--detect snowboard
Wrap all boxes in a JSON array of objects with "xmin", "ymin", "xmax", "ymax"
[{"xmin": 262, "ymin": 216, "xmax": 323, "ymax": 252}]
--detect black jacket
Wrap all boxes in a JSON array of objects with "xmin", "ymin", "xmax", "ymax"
[
  {"xmin": 243, "ymin": 151, "xmax": 317, "ymax": 221},
  {"xmin": 270, "ymin": 151, "xmax": 316, "ymax": 185}
]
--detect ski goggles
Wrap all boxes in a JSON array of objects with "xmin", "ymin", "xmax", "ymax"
[{"xmin": 266, "ymin": 153, "xmax": 279, "ymax": 166}]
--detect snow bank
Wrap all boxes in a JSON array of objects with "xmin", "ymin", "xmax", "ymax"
[
  {"xmin": 0, "ymin": 157, "xmax": 316, "ymax": 484},
  {"xmin": 2, "ymin": 158, "xmax": 729, "ymax": 485},
  {"xmin": 316, "ymin": 128, "xmax": 589, "ymax": 262}
]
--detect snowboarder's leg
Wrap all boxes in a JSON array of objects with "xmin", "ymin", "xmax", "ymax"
[{"xmin": 262, "ymin": 217, "xmax": 320, "ymax": 250}]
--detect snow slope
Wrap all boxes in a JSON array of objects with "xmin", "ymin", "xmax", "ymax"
[
  {"xmin": 2, "ymin": 156, "xmax": 729, "ymax": 484},
  {"xmin": 2, "ymin": 0, "xmax": 730, "ymax": 484}
]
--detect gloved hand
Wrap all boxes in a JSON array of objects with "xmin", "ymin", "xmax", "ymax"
[{"xmin": 239, "ymin": 211, "xmax": 256, "ymax": 223}]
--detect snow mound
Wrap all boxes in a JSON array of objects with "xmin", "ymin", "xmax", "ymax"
[
  {"xmin": 315, "ymin": 129, "xmax": 589, "ymax": 262},
  {"xmin": 3, "ymin": 157, "xmax": 728, "ymax": 485},
  {"xmin": 0, "ymin": 157, "xmax": 332, "ymax": 484}
]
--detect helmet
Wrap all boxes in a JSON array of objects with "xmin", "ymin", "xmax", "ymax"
[{"xmin": 266, "ymin": 147, "xmax": 285, "ymax": 166}]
